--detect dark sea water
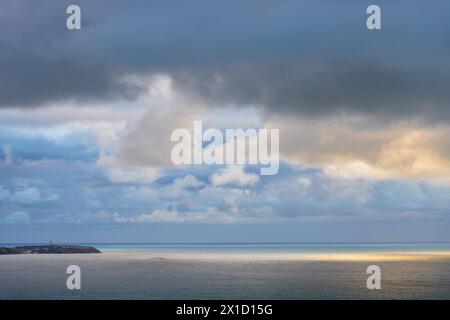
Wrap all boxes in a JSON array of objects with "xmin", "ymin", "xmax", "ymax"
[{"xmin": 1, "ymin": 243, "xmax": 450, "ymax": 299}]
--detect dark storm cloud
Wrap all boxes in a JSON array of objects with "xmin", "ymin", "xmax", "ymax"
[
  {"xmin": 1, "ymin": 0, "xmax": 450, "ymax": 121},
  {"xmin": 172, "ymin": 61, "xmax": 450, "ymax": 120},
  {"xmin": 0, "ymin": 0, "xmax": 141, "ymax": 107}
]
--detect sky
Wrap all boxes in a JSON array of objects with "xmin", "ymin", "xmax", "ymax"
[{"xmin": 1, "ymin": 0, "xmax": 450, "ymax": 243}]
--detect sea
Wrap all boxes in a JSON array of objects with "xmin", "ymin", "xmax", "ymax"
[{"xmin": 0, "ymin": 243, "xmax": 450, "ymax": 299}]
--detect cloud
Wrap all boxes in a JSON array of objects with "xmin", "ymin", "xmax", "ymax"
[
  {"xmin": 175, "ymin": 61, "xmax": 450, "ymax": 123},
  {"xmin": 120, "ymin": 210, "xmax": 183, "ymax": 223},
  {"xmin": 1, "ymin": 211, "xmax": 31, "ymax": 224},
  {"xmin": 210, "ymin": 166, "xmax": 259, "ymax": 187},
  {"xmin": 0, "ymin": 1, "xmax": 143, "ymax": 108},
  {"xmin": 2, "ymin": 155, "xmax": 450, "ymax": 225},
  {"xmin": 267, "ymin": 115, "xmax": 450, "ymax": 183},
  {"xmin": 105, "ymin": 166, "xmax": 160, "ymax": 184},
  {"xmin": 2, "ymin": 144, "xmax": 12, "ymax": 164},
  {"xmin": 113, "ymin": 104, "xmax": 195, "ymax": 167},
  {"xmin": 2, "ymin": 0, "xmax": 450, "ymax": 237},
  {"xmin": 112, "ymin": 102, "xmax": 265, "ymax": 168},
  {"xmin": 117, "ymin": 174, "xmax": 204, "ymax": 206},
  {"xmin": 2, "ymin": 0, "xmax": 450, "ymax": 125},
  {"xmin": 0, "ymin": 187, "xmax": 11, "ymax": 200},
  {"xmin": 172, "ymin": 174, "xmax": 204, "ymax": 189},
  {"xmin": 3, "ymin": 187, "xmax": 59, "ymax": 204},
  {"xmin": 8, "ymin": 187, "xmax": 42, "ymax": 204},
  {"xmin": 105, "ymin": 208, "xmax": 241, "ymax": 224}
]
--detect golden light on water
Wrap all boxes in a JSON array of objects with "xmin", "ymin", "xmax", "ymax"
[{"xmin": 100, "ymin": 250, "xmax": 450, "ymax": 262}]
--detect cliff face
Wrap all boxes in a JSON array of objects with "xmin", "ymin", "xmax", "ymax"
[{"xmin": 0, "ymin": 245, "xmax": 101, "ymax": 255}]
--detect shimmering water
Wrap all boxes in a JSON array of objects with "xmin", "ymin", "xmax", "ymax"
[
  {"xmin": 95, "ymin": 242, "xmax": 450, "ymax": 254},
  {"xmin": 1, "ymin": 243, "xmax": 450, "ymax": 299}
]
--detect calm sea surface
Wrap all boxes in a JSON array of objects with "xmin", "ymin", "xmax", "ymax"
[{"xmin": 1, "ymin": 243, "xmax": 450, "ymax": 299}]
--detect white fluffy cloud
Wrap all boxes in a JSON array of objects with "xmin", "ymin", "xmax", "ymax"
[
  {"xmin": 210, "ymin": 166, "xmax": 259, "ymax": 187},
  {"xmin": 105, "ymin": 166, "xmax": 160, "ymax": 184},
  {"xmin": 3, "ymin": 187, "xmax": 58, "ymax": 204},
  {"xmin": 172, "ymin": 174, "xmax": 204, "ymax": 189}
]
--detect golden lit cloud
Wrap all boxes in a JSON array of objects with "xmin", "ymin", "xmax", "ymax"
[{"xmin": 268, "ymin": 116, "xmax": 450, "ymax": 184}]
